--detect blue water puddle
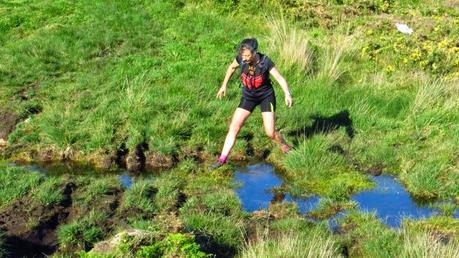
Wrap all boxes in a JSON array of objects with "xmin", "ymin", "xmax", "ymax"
[
  {"xmin": 234, "ymin": 163, "xmax": 319, "ymax": 213},
  {"xmin": 118, "ymin": 173, "xmax": 134, "ymax": 189},
  {"xmin": 351, "ymin": 175, "xmax": 438, "ymax": 227},
  {"xmin": 234, "ymin": 163, "xmax": 451, "ymax": 228}
]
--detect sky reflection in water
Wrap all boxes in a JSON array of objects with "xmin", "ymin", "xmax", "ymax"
[{"xmin": 234, "ymin": 163, "xmax": 453, "ymax": 228}]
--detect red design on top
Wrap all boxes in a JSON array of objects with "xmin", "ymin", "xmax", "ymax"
[{"xmin": 241, "ymin": 73, "xmax": 264, "ymax": 89}]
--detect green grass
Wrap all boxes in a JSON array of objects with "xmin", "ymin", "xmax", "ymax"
[
  {"xmin": 1, "ymin": 0, "xmax": 459, "ymax": 256},
  {"xmin": 1, "ymin": 0, "xmax": 458, "ymax": 202},
  {"xmin": 123, "ymin": 179, "xmax": 157, "ymax": 214},
  {"xmin": 179, "ymin": 171, "xmax": 246, "ymax": 251},
  {"xmin": 239, "ymin": 225, "xmax": 342, "ymax": 258},
  {"xmin": 153, "ymin": 170, "xmax": 186, "ymax": 213},
  {"xmin": 58, "ymin": 209, "xmax": 108, "ymax": 251},
  {"xmin": 30, "ymin": 176, "xmax": 64, "ymax": 206},
  {"xmin": 0, "ymin": 165, "xmax": 43, "ymax": 209},
  {"xmin": 74, "ymin": 176, "xmax": 121, "ymax": 206}
]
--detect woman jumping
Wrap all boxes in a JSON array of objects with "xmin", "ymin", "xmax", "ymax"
[{"xmin": 211, "ymin": 38, "xmax": 293, "ymax": 169}]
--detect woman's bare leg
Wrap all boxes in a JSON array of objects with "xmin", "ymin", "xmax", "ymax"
[
  {"xmin": 220, "ymin": 108, "xmax": 252, "ymax": 157},
  {"xmin": 261, "ymin": 112, "xmax": 289, "ymax": 152}
]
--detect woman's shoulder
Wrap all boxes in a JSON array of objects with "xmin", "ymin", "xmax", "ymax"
[{"xmin": 258, "ymin": 53, "xmax": 274, "ymax": 69}]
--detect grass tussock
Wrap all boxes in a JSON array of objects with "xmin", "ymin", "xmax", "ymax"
[
  {"xmin": 239, "ymin": 230, "xmax": 342, "ymax": 258},
  {"xmin": 266, "ymin": 15, "xmax": 314, "ymax": 74},
  {"xmin": 0, "ymin": 165, "xmax": 43, "ymax": 209},
  {"xmin": 123, "ymin": 179, "xmax": 157, "ymax": 214},
  {"xmin": 400, "ymin": 229, "xmax": 459, "ymax": 258},
  {"xmin": 57, "ymin": 209, "xmax": 108, "ymax": 251},
  {"xmin": 317, "ymin": 33, "xmax": 359, "ymax": 83}
]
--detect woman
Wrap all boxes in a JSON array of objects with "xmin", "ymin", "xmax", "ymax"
[{"xmin": 212, "ymin": 38, "xmax": 293, "ymax": 169}]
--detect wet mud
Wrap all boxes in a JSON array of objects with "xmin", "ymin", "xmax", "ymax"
[
  {"xmin": 0, "ymin": 176, "xmax": 124, "ymax": 257},
  {"xmin": 0, "ymin": 111, "xmax": 20, "ymax": 141},
  {"xmin": 0, "ymin": 182, "xmax": 75, "ymax": 257}
]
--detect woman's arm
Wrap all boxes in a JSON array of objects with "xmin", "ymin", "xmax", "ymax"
[
  {"xmin": 270, "ymin": 67, "xmax": 293, "ymax": 107},
  {"xmin": 217, "ymin": 59, "xmax": 240, "ymax": 99}
]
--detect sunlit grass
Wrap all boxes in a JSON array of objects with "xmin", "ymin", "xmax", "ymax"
[
  {"xmin": 239, "ymin": 228, "xmax": 342, "ymax": 258},
  {"xmin": 266, "ymin": 15, "xmax": 314, "ymax": 74}
]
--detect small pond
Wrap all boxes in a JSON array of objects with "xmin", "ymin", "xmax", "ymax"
[
  {"xmin": 5, "ymin": 161, "xmax": 457, "ymax": 228},
  {"xmin": 234, "ymin": 163, "xmax": 456, "ymax": 228}
]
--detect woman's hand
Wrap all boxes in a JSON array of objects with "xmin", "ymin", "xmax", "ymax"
[
  {"xmin": 285, "ymin": 94, "xmax": 293, "ymax": 108},
  {"xmin": 217, "ymin": 86, "xmax": 227, "ymax": 99}
]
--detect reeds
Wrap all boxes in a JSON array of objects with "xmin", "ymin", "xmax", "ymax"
[
  {"xmin": 266, "ymin": 15, "xmax": 315, "ymax": 74},
  {"xmin": 239, "ymin": 230, "xmax": 342, "ymax": 258},
  {"xmin": 401, "ymin": 229, "xmax": 459, "ymax": 258},
  {"xmin": 317, "ymin": 33, "xmax": 358, "ymax": 83}
]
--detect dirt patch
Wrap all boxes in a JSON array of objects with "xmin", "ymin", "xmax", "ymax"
[
  {"xmin": 145, "ymin": 152, "xmax": 177, "ymax": 171},
  {"xmin": 0, "ymin": 111, "xmax": 20, "ymax": 141},
  {"xmin": 126, "ymin": 143, "xmax": 148, "ymax": 172},
  {"xmin": 29, "ymin": 146, "xmax": 60, "ymax": 162},
  {"xmin": 0, "ymin": 182, "xmax": 75, "ymax": 257}
]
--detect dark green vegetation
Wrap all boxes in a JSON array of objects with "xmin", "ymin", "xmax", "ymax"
[{"xmin": 1, "ymin": 0, "xmax": 458, "ymax": 257}]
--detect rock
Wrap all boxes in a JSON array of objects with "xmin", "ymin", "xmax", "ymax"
[
  {"xmin": 90, "ymin": 229, "xmax": 153, "ymax": 255},
  {"xmin": 0, "ymin": 138, "xmax": 7, "ymax": 147}
]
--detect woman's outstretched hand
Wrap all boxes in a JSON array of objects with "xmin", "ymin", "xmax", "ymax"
[
  {"xmin": 217, "ymin": 86, "xmax": 227, "ymax": 99},
  {"xmin": 285, "ymin": 95, "xmax": 293, "ymax": 108}
]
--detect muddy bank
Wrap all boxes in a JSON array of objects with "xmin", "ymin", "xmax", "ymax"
[
  {"xmin": 0, "ymin": 182, "xmax": 75, "ymax": 257},
  {"xmin": 1, "ymin": 135, "xmax": 272, "ymax": 173},
  {"xmin": 0, "ymin": 111, "xmax": 20, "ymax": 142},
  {"xmin": 0, "ymin": 174, "xmax": 124, "ymax": 257}
]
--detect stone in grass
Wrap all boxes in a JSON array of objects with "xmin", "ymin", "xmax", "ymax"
[{"xmin": 89, "ymin": 229, "xmax": 153, "ymax": 255}]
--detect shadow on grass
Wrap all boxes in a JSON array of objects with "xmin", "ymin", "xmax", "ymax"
[
  {"xmin": 4, "ymin": 236, "xmax": 55, "ymax": 258},
  {"xmin": 288, "ymin": 110, "xmax": 354, "ymax": 145},
  {"xmin": 194, "ymin": 232, "xmax": 237, "ymax": 258}
]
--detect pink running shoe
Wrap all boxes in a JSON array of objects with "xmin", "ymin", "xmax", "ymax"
[{"xmin": 281, "ymin": 144, "xmax": 291, "ymax": 153}]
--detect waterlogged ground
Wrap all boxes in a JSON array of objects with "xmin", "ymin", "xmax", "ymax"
[
  {"xmin": 1, "ymin": 161, "xmax": 459, "ymax": 257},
  {"xmin": 1, "ymin": 0, "xmax": 459, "ymax": 257},
  {"xmin": 234, "ymin": 163, "xmax": 457, "ymax": 228}
]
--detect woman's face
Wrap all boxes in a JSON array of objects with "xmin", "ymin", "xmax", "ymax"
[{"xmin": 240, "ymin": 49, "xmax": 255, "ymax": 64}]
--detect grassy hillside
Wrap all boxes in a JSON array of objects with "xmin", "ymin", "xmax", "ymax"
[
  {"xmin": 3, "ymin": 0, "xmax": 457, "ymax": 198},
  {"xmin": 0, "ymin": 0, "xmax": 458, "ymax": 256}
]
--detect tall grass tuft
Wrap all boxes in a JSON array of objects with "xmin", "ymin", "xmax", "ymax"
[
  {"xmin": 266, "ymin": 15, "xmax": 314, "ymax": 74},
  {"xmin": 239, "ymin": 230, "xmax": 342, "ymax": 258},
  {"xmin": 410, "ymin": 76, "xmax": 459, "ymax": 117},
  {"xmin": 317, "ymin": 33, "xmax": 357, "ymax": 83},
  {"xmin": 401, "ymin": 229, "xmax": 459, "ymax": 258}
]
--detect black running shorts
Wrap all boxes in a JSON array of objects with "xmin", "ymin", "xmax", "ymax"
[{"xmin": 238, "ymin": 86, "xmax": 276, "ymax": 113}]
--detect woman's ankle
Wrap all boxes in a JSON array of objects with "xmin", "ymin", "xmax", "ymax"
[{"xmin": 218, "ymin": 154, "xmax": 228, "ymax": 164}]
